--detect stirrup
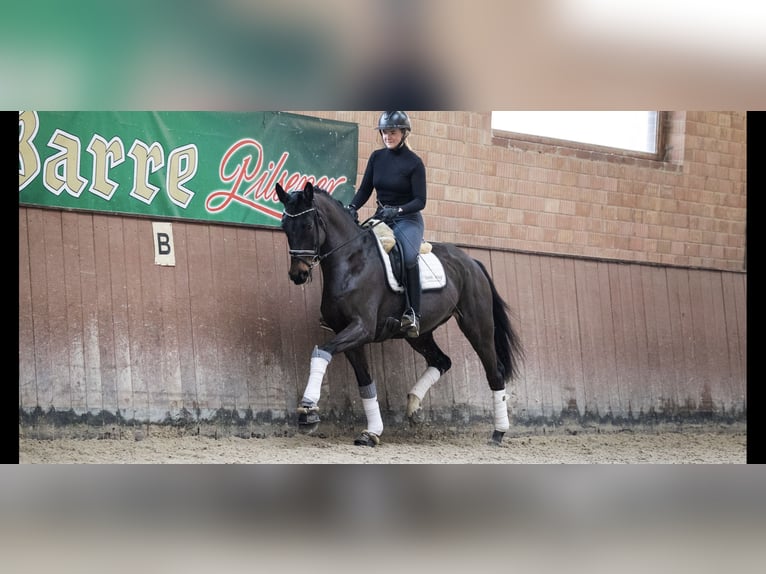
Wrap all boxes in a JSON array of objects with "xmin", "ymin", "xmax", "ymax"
[
  {"xmin": 400, "ymin": 311, "xmax": 420, "ymax": 338},
  {"xmin": 353, "ymin": 430, "xmax": 380, "ymax": 447}
]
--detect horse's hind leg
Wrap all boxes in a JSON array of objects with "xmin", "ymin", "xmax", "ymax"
[
  {"xmin": 454, "ymin": 305, "xmax": 509, "ymax": 445},
  {"xmin": 344, "ymin": 346, "xmax": 383, "ymax": 446},
  {"xmin": 405, "ymin": 333, "xmax": 452, "ymax": 425}
]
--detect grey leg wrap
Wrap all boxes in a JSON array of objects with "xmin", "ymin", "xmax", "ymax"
[
  {"xmin": 359, "ymin": 382, "xmax": 377, "ymax": 399},
  {"xmin": 312, "ymin": 346, "xmax": 333, "ymax": 362}
]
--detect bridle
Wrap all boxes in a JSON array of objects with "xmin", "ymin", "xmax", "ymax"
[
  {"xmin": 282, "ymin": 206, "xmax": 322, "ymax": 273},
  {"xmin": 282, "ymin": 201, "xmax": 368, "ymax": 279}
]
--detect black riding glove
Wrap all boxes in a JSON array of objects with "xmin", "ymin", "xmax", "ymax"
[
  {"xmin": 378, "ymin": 206, "xmax": 399, "ymax": 223},
  {"xmin": 345, "ymin": 205, "xmax": 358, "ymax": 222}
]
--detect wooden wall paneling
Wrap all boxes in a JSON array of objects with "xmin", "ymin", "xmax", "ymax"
[
  {"xmin": 649, "ymin": 266, "xmax": 679, "ymax": 416},
  {"xmin": 155, "ymin": 225, "xmax": 183, "ymax": 420},
  {"xmin": 508, "ymin": 252, "xmax": 544, "ymax": 419},
  {"xmin": 596, "ymin": 261, "xmax": 621, "ymax": 419},
  {"xmin": 18, "ymin": 209, "xmax": 37, "ymax": 409},
  {"xmin": 18, "ymin": 209, "xmax": 748, "ymax": 426},
  {"xmin": 270, "ymin": 229, "xmax": 299, "ymax": 413},
  {"xmin": 253, "ymin": 229, "xmax": 286, "ymax": 412},
  {"xmin": 687, "ymin": 269, "xmax": 714, "ymax": 412},
  {"xmin": 735, "ymin": 272, "xmax": 747, "ymax": 409},
  {"xmin": 550, "ymin": 257, "xmax": 583, "ymax": 419},
  {"xmin": 640, "ymin": 266, "xmax": 664, "ymax": 416},
  {"xmin": 186, "ymin": 224, "xmax": 220, "ymax": 416},
  {"xmin": 721, "ymin": 272, "xmax": 746, "ymax": 410},
  {"xmin": 61, "ymin": 212, "xmax": 86, "ymax": 414},
  {"xmin": 107, "ymin": 217, "xmax": 134, "ymax": 418},
  {"xmin": 236, "ymin": 227, "xmax": 260, "ymax": 415},
  {"xmin": 209, "ymin": 225, "xmax": 240, "ymax": 412},
  {"xmin": 627, "ymin": 265, "xmax": 652, "ymax": 417},
  {"xmin": 42, "ymin": 210, "xmax": 69, "ymax": 411},
  {"xmin": 704, "ymin": 272, "xmax": 736, "ymax": 411},
  {"xmin": 26, "ymin": 209, "xmax": 53, "ymax": 409},
  {"xmin": 639, "ymin": 265, "xmax": 665, "ymax": 416},
  {"xmin": 536, "ymin": 256, "xmax": 560, "ymax": 419},
  {"xmin": 665, "ymin": 267, "xmax": 695, "ymax": 415},
  {"xmin": 136, "ymin": 219, "xmax": 167, "ymax": 422},
  {"xmin": 609, "ymin": 264, "xmax": 638, "ymax": 420},
  {"xmin": 170, "ymin": 223, "xmax": 199, "ymax": 416},
  {"xmin": 121, "ymin": 218, "xmax": 147, "ymax": 420},
  {"xmin": 610, "ymin": 265, "xmax": 644, "ymax": 419},
  {"xmin": 77, "ymin": 214, "xmax": 103, "ymax": 418},
  {"xmin": 574, "ymin": 259, "xmax": 609, "ymax": 419},
  {"xmin": 205, "ymin": 225, "xmax": 230, "ymax": 413},
  {"xmin": 93, "ymin": 214, "xmax": 117, "ymax": 414}
]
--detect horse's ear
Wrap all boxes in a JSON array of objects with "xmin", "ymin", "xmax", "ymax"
[
  {"xmin": 275, "ymin": 183, "xmax": 288, "ymax": 205},
  {"xmin": 303, "ymin": 181, "xmax": 314, "ymax": 202}
]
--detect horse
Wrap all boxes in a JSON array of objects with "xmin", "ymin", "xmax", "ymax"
[{"xmin": 276, "ymin": 181, "xmax": 523, "ymax": 446}]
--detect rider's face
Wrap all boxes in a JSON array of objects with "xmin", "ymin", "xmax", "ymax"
[{"xmin": 381, "ymin": 128, "xmax": 403, "ymax": 149}]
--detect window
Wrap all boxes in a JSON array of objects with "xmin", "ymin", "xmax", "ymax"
[{"xmin": 491, "ymin": 111, "xmax": 659, "ymax": 154}]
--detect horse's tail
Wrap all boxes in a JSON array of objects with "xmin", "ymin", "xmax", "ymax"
[{"xmin": 474, "ymin": 259, "xmax": 524, "ymax": 382}]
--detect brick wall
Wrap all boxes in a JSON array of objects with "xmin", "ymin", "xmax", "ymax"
[{"xmin": 305, "ymin": 111, "xmax": 746, "ymax": 272}]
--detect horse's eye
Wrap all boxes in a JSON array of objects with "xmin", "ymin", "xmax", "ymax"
[{"xmin": 304, "ymin": 222, "xmax": 313, "ymax": 231}]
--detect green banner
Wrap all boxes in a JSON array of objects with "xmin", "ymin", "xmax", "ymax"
[{"xmin": 18, "ymin": 111, "xmax": 358, "ymax": 226}]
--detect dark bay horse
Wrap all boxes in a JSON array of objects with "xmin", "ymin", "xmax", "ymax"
[{"xmin": 276, "ymin": 181, "xmax": 523, "ymax": 446}]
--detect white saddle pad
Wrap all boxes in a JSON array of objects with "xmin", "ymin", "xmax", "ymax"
[{"xmin": 374, "ymin": 234, "xmax": 447, "ymax": 293}]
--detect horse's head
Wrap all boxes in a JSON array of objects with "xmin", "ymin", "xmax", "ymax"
[{"xmin": 276, "ymin": 181, "xmax": 324, "ymax": 285}]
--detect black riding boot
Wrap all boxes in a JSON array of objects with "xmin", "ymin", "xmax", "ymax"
[{"xmin": 401, "ymin": 263, "xmax": 421, "ymax": 338}]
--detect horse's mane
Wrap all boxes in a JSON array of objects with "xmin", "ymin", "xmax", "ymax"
[
  {"xmin": 311, "ymin": 186, "xmax": 344, "ymax": 209},
  {"xmin": 307, "ymin": 186, "xmax": 352, "ymax": 219}
]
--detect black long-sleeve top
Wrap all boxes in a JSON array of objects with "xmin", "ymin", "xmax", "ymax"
[{"xmin": 350, "ymin": 145, "xmax": 426, "ymax": 215}]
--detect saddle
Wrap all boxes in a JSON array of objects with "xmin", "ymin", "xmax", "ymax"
[{"xmin": 365, "ymin": 219, "xmax": 446, "ymax": 293}]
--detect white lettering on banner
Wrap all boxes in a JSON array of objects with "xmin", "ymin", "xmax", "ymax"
[
  {"xmin": 19, "ymin": 111, "xmax": 41, "ymax": 190},
  {"xmin": 18, "ymin": 111, "xmax": 199, "ymax": 209}
]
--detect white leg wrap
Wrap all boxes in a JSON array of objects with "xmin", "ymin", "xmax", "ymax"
[
  {"xmin": 409, "ymin": 366, "xmax": 441, "ymax": 400},
  {"xmin": 362, "ymin": 396, "xmax": 384, "ymax": 436},
  {"xmin": 302, "ymin": 354, "xmax": 330, "ymax": 405},
  {"xmin": 493, "ymin": 389, "xmax": 510, "ymax": 432}
]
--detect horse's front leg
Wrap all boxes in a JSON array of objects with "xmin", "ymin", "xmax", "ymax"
[
  {"xmin": 344, "ymin": 346, "xmax": 382, "ymax": 447},
  {"xmin": 296, "ymin": 318, "xmax": 374, "ymax": 435}
]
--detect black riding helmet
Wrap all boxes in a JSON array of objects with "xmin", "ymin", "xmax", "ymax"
[
  {"xmin": 377, "ymin": 111, "xmax": 411, "ymax": 148},
  {"xmin": 377, "ymin": 110, "xmax": 411, "ymax": 132}
]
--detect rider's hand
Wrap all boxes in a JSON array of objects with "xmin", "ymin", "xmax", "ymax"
[
  {"xmin": 378, "ymin": 206, "xmax": 399, "ymax": 223},
  {"xmin": 345, "ymin": 205, "xmax": 358, "ymax": 222}
]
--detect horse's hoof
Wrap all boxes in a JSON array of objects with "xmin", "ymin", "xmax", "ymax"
[
  {"xmin": 297, "ymin": 402, "xmax": 320, "ymax": 433},
  {"xmin": 488, "ymin": 430, "xmax": 505, "ymax": 446},
  {"xmin": 353, "ymin": 430, "xmax": 380, "ymax": 447},
  {"xmin": 406, "ymin": 393, "xmax": 425, "ymax": 425},
  {"xmin": 408, "ymin": 408, "xmax": 425, "ymax": 426}
]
